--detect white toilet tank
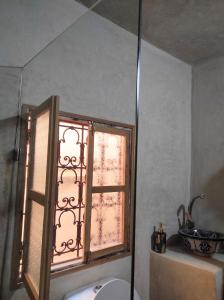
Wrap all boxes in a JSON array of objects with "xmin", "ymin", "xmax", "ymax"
[{"xmin": 63, "ymin": 278, "xmax": 140, "ymax": 300}]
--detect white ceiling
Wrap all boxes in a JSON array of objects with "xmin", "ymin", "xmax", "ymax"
[
  {"xmin": 2, "ymin": 0, "xmax": 224, "ymax": 67},
  {"xmin": 142, "ymin": 0, "xmax": 224, "ymax": 64},
  {"xmin": 78, "ymin": 0, "xmax": 224, "ymax": 65}
]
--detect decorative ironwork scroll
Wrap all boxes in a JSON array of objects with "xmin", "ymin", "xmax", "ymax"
[
  {"xmin": 19, "ymin": 117, "xmax": 129, "ymax": 272},
  {"xmin": 52, "ymin": 121, "xmax": 88, "ymax": 264},
  {"xmin": 93, "ymin": 132, "xmax": 126, "ymax": 186},
  {"xmin": 90, "ymin": 192, "xmax": 124, "ymax": 251}
]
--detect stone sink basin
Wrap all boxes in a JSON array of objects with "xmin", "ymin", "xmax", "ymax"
[{"xmin": 178, "ymin": 228, "xmax": 224, "ymax": 256}]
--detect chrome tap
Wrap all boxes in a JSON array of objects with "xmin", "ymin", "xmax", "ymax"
[
  {"xmin": 188, "ymin": 194, "xmax": 206, "ymax": 219},
  {"xmin": 177, "ymin": 194, "xmax": 206, "ymax": 230},
  {"xmin": 177, "ymin": 204, "xmax": 186, "ymax": 229}
]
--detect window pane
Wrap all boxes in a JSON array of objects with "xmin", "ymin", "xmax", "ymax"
[
  {"xmin": 52, "ymin": 121, "xmax": 88, "ymax": 265},
  {"xmin": 93, "ymin": 132, "xmax": 126, "ymax": 186},
  {"xmin": 90, "ymin": 192, "xmax": 124, "ymax": 252},
  {"xmin": 32, "ymin": 110, "xmax": 49, "ymax": 194},
  {"xmin": 27, "ymin": 201, "xmax": 44, "ymax": 294}
]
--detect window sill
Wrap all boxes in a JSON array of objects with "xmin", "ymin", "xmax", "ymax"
[
  {"xmin": 50, "ymin": 251, "xmax": 131, "ymax": 279},
  {"xmin": 13, "ymin": 251, "xmax": 131, "ymax": 291}
]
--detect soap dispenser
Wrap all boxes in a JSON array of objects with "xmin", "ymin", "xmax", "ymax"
[{"xmin": 151, "ymin": 223, "xmax": 166, "ymax": 253}]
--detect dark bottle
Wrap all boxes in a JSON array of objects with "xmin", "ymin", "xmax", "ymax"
[
  {"xmin": 158, "ymin": 223, "xmax": 166, "ymax": 253},
  {"xmin": 151, "ymin": 226, "xmax": 156, "ymax": 251},
  {"xmin": 151, "ymin": 223, "xmax": 166, "ymax": 253}
]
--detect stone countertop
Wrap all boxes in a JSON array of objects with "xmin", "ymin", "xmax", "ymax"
[
  {"xmin": 160, "ymin": 248, "xmax": 224, "ymax": 272},
  {"xmin": 150, "ymin": 247, "xmax": 224, "ymax": 300}
]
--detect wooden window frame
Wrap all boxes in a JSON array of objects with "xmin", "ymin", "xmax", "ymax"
[
  {"xmin": 11, "ymin": 105, "xmax": 31, "ymax": 289},
  {"xmin": 11, "ymin": 104, "xmax": 136, "ymax": 287},
  {"xmin": 85, "ymin": 124, "xmax": 131, "ymax": 261}
]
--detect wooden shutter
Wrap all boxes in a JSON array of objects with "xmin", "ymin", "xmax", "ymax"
[
  {"xmin": 85, "ymin": 124, "xmax": 130, "ymax": 261},
  {"xmin": 22, "ymin": 96, "xmax": 59, "ymax": 300}
]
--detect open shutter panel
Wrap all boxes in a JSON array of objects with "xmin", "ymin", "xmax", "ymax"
[
  {"xmin": 22, "ymin": 96, "xmax": 59, "ymax": 300},
  {"xmin": 86, "ymin": 124, "xmax": 130, "ymax": 261}
]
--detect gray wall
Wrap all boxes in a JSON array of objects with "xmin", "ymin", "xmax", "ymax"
[
  {"xmin": 10, "ymin": 10, "xmax": 137, "ymax": 300},
  {"xmin": 20, "ymin": 18, "xmax": 192, "ymax": 300},
  {"xmin": 135, "ymin": 40, "xmax": 192, "ymax": 300},
  {"xmin": 0, "ymin": 3, "xmax": 192, "ymax": 300},
  {"xmin": 0, "ymin": 67, "xmax": 22, "ymax": 296},
  {"xmin": 21, "ymin": 12, "xmax": 137, "ymax": 123},
  {"xmin": 191, "ymin": 56, "xmax": 224, "ymax": 233},
  {"xmin": 0, "ymin": 0, "xmax": 87, "ymax": 66}
]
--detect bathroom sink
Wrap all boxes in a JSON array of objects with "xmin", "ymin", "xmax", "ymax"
[{"xmin": 178, "ymin": 228, "xmax": 224, "ymax": 256}]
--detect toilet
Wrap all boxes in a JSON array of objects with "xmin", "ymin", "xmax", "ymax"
[{"xmin": 63, "ymin": 278, "xmax": 140, "ymax": 300}]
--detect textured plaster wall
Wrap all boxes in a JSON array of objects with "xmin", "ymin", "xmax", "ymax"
[
  {"xmin": 0, "ymin": 5, "xmax": 192, "ymax": 300},
  {"xmin": 135, "ymin": 40, "xmax": 192, "ymax": 300},
  {"xmin": 21, "ymin": 12, "xmax": 137, "ymax": 123},
  {"xmin": 142, "ymin": 0, "xmax": 224, "ymax": 65},
  {"xmin": 0, "ymin": 67, "xmax": 22, "ymax": 297},
  {"xmin": 0, "ymin": 0, "xmax": 87, "ymax": 66},
  {"xmin": 10, "ymin": 11, "xmax": 137, "ymax": 300},
  {"xmin": 191, "ymin": 56, "xmax": 224, "ymax": 232}
]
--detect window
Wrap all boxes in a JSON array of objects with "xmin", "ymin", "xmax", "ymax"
[{"xmin": 12, "ymin": 97, "xmax": 135, "ymax": 300}]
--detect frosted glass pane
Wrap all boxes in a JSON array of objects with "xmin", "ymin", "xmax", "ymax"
[
  {"xmin": 90, "ymin": 192, "xmax": 124, "ymax": 252},
  {"xmin": 27, "ymin": 201, "xmax": 44, "ymax": 294},
  {"xmin": 53, "ymin": 121, "xmax": 88, "ymax": 264},
  {"xmin": 93, "ymin": 132, "xmax": 126, "ymax": 186},
  {"xmin": 32, "ymin": 110, "xmax": 49, "ymax": 194}
]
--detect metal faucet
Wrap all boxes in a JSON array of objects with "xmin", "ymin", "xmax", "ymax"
[
  {"xmin": 188, "ymin": 194, "xmax": 206, "ymax": 219},
  {"xmin": 177, "ymin": 204, "xmax": 185, "ymax": 229},
  {"xmin": 177, "ymin": 194, "xmax": 205, "ymax": 229}
]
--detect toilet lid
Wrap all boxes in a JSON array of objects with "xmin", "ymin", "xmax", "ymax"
[{"xmin": 95, "ymin": 279, "xmax": 140, "ymax": 300}]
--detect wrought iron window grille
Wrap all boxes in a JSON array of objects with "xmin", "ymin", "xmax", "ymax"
[{"xmin": 12, "ymin": 106, "xmax": 134, "ymax": 287}]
